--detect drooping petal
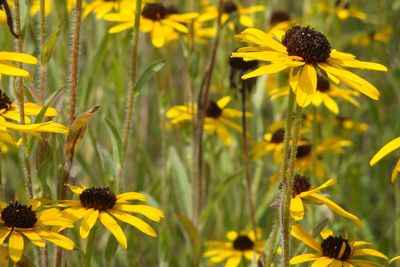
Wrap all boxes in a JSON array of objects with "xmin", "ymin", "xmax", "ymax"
[
  {"xmin": 370, "ymin": 137, "xmax": 400, "ymax": 165},
  {"xmin": 310, "ymin": 257, "xmax": 332, "ymax": 267},
  {"xmin": 291, "ymin": 224, "xmax": 322, "ymax": 252},
  {"xmin": 391, "ymin": 159, "xmax": 400, "ymax": 183},
  {"xmin": 290, "ymin": 253, "xmax": 320, "ymax": 264},
  {"xmin": 0, "ymin": 52, "xmax": 38, "ymax": 64},
  {"xmin": 225, "ymin": 256, "xmax": 242, "ymax": 267},
  {"xmin": 9, "ymin": 231, "xmax": 24, "ymax": 262},
  {"xmin": 22, "ymin": 231, "xmax": 45, "ymax": 248},
  {"xmin": 0, "ymin": 228, "xmax": 11, "ymax": 244},
  {"xmin": 36, "ymin": 230, "xmax": 75, "ymax": 250},
  {"xmin": 109, "ymin": 210, "xmax": 157, "ymax": 237},
  {"xmin": 113, "ymin": 204, "xmax": 164, "ymax": 222},
  {"xmin": 99, "ymin": 212, "xmax": 128, "ymax": 250},
  {"xmin": 151, "ymin": 22, "xmax": 165, "ymax": 48},
  {"xmin": 290, "ymin": 196, "xmax": 305, "ymax": 221},
  {"xmin": 353, "ymin": 248, "xmax": 388, "ymax": 260},
  {"xmin": 298, "ymin": 64, "xmax": 317, "ymax": 95},
  {"xmin": 80, "ymin": 209, "xmax": 99, "ymax": 239},
  {"xmin": 242, "ymin": 63, "xmax": 290, "ymax": 79}
]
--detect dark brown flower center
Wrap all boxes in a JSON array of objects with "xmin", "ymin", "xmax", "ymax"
[
  {"xmin": 296, "ymin": 144, "xmax": 312, "ymax": 159},
  {"xmin": 80, "ymin": 187, "xmax": 117, "ymax": 211},
  {"xmin": 142, "ymin": 3, "xmax": 167, "ymax": 21},
  {"xmin": 233, "ymin": 235, "xmax": 254, "ymax": 251},
  {"xmin": 205, "ymin": 100, "xmax": 223, "ymax": 118},
  {"xmin": 321, "ymin": 235, "xmax": 353, "ymax": 261},
  {"xmin": 223, "ymin": 1, "xmax": 238, "ymax": 14},
  {"xmin": 282, "ymin": 26, "xmax": 331, "ymax": 64},
  {"xmin": 1, "ymin": 201, "xmax": 37, "ymax": 228},
  {"xmin": 292, "ymin": 174, "xmax": 311, "ymax": 196},
  {"xmin": 229, "ymin": 57, "xmax": 258, "ymax": 72},
  {"xmin": 271, "ymin": 128, "xmax": 285, "ymax": 144},
  {"xmin": 335, "ymin": 0, "xmax": 350, "ymax": 9},
  {"xmin": 0, "ymin": 90, "xmax": 12, "ymax": 111},
  {"xmin": 165, "ymin": 5, "xmax": 180, "ymax": 15},
  {"xmin": 270, "ymin": 10, "xmax": 290, "ymax": 25},
  {"xmin": 317, "ymin": 76, "xmax": 330, "ymax": 92}
]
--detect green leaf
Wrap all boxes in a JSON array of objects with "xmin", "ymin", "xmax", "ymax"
[
  {"xmin": 41, "ymin": 18, "xmax": 65, "ymax": 64},
  {"xmin": 135, "ymin": 59, "xmax": 166, "ymax": 95},
  {"xmin": 105, "ymin": 118, "xmax": 123, "ymax": 166},
  {"xmin": 176, "ymin": 212, "xmax": 201, "ymax": 266}
]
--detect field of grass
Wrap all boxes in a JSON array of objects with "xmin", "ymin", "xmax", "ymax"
[{"xmin": 0, "ymin": 0, "xmax": 399, "ymax": 266}]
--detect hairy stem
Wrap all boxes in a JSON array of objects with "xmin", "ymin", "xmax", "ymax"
[
  {"xmin": 38, "ymin": 0, "xmax": 46, "ymax": 103},
  {"xmin": 120, "ymin": 0, "xmax": 142, "ymax": 192},
  {"xmin": 264, "ymin": 211, "xmax": 280, "ymax": 267}
]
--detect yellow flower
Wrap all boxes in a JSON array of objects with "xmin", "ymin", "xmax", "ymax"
[
  {"xmin": 29, "ymin": 0, "xmax": 51, "ymax": 16},
  {"xmin": 59, "ymin": 184, "xmax": 164, "ymax": 249},
  {"xmin": 204, "ymin": 229, "xmax": 265, "ymax": 267},
  {"xmin": 104, "ymin": 3, "xmax": 198, "ymax": 48},
  {"xmin": 333, "ymin": 116, "xmax": 368, "ymax": 133},
  {"xmin": 269, "ymin": 75, "xmax": 360, "ymax": 114},
  {"xmin": 198, "ymin": 1, "xmax": 264, "ymax": 28},
  {"xmin": 268, "ymin": 10, "xmax": 298, "ymax": 34},
  {"xmin": 232, "ymin": 26, "xmax": 387, "ymax": 107},
  {"xmin": 290, "ymin": 224, "xmax": 388, "ymax": 266},
  {"xmin": 290, "ymin": 175, "xmax": 360, "ymax": 224},
  {"xmin": 370, "ymin": 136, "xmax": 400, "ymax": 183},
  {"xmin": 0, "ymin": 90, "xmax": 69, "ymax": 139},
  {"xmin": 317, "ymin": 0, "xmax": 367, "ymax": 21},
  {"xmin": 0, "ymin": 198, "xmax": 75, "ymax": 262},
  {"xmin": 83, "ymin": 0, "xmax": 133, "ymax": 19},
  {"xmin": 0, "ymin": 51, "xmax": 38, "ymax": 79},
  {"xmin": 351, "ymin": 26, "xmax": 393, "ymax": 46},
  {"xmin": 166, "ymin": 96, "xmax": 251, "ymax": 146}
]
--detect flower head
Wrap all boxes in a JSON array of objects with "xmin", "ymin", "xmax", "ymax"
[
  {"xmin": 204, "ymin": 229, "xmax": 265, "ymax": 267},
  {"xmin": 83, "ymin": 0, "xmax": 133, "ymax": 19},
  {"xmin": 166, "ymin": 96, "xmax": 251, "ymax": 145},
  {"xmin": 59, "ymin": 184, "xmax": 164, "ymax": 249},
  {"xmin": 290, "ymin": 224, "xmax": 388, "ymax": 266},
  {"xmin": 0, "ymin": 198, "xmax": 74, "ymax": 262},
  {"xmin": 232, "ymin": 25, "xmax": 387, "ymax": 107},
  {"xmin": 289, "ymin": 175, "xmax": 360, "ymax": 224}
]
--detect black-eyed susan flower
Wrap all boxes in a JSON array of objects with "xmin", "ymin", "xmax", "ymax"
[
  {"xmin": 333, "ymin": 116, "xmax": 368, "ymax": 133},
  {"xmin": 251, "ymin": 127, "xmax": 286, "ymax": 162},
  {"xmin": 0, "ymin": 90, "xmax": 69, "ymax": 137},
  {"xmin": 370, "ymin": 136, "xmax": 400, "ymax": 183},
  {"xmin": 103, "ymin": 3, "xmax": 198, "ymax": 48},
  {"xmin": 166, "ymin": 96, "xmax": 251, "ymax": 145},
  {"xmin": 0, "ymin": 51, "xmax": 38, "ymax": 78},
  {"xmin": 0, "ymin": 198, "xmax": 75, "ymax": 262},
  {"xmin": 83, "ymin": 0, "xmax": 133, "ymax": 19},
  {"xmin": 294, "ymin": 137, "xmax": 351, "ymax": 179},
  {"xmin": 204, "ymin": 229, "xmax": 264, "ymax": 267},
  {"xmin": 290, "ymin": 224, "xmax": 388, "ymax": 266},
  {"xmin": 59, "ymin": 184, "xmax": 164, "ymax": 249},
  {"xmin": 232, "ymin": 25, "xmax": 387, "ymax": 107},
  {"xmin": 198, "ymin": 1, "xmax": 264, "ymax": 28},
  {"xmin": 290, "ymin": 175, "xmax": 360, "ymax": 224},
  {"xmin": 351, "ymin": 26, "xmax": 393, "ymax": 46},
  {"xmin": 269, "ymin": 75, "xmax": 360, "ymax": 114}
]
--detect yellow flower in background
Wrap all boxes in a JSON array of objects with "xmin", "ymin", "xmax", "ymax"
[
  {"xmin": 104, "ymin": 3, "xmax": 198, "ymax": 48},
  {"xmin": 295, "ymin": 137, "xmax": 351, "ymax": 179},
  {"xmin": 268, "ymin": 10, "xmax": 298, "ymax": 34},
  {"xmin": 0, "ymin": 198, "xmax": 74, "ymax": 262},
  {"xmin": 334, "ymin": 0, "xmax": 367, "ymax": 21},
  {"xmin": 204, "ymin": 229, "xmax": 264, "ymax": 267},
  {"xmin": 0, "ymin": 51, "xmax": 38, "ymax": 79},
  {"xmin": 333, "ymin": 116, "xmax": 368, "ymax": 133},
  {"xmin": 166, "ymin": 96, "xmax": 251, "ymax": 145},
  {"xmin": 0, "ymin": 90, "xmax": 69, "ymax": 138},
  {"xmin": 198, "ymin": 1, "xmax": 264, "ymax": 28},
  {"xmin": 83, "ymin": 0, "xmax": 133, "ymax": 19},
  {"xmin": 351, "ymin": 26, "xmax": 393, "ymax": 46},
  {"xmin": 29, "ymin": 0, "xmax": 51, "ymax": 16},
  {"xmin": 290, "ymin": 175, "xmax": 360, "ymax": 224},
  {"xmin": 59, "ymin": 184, "xmax": 164, "ymax": 249},
  {"xmin": 269, "ymin": 75, "xmax": 360, "ymax": 114},
  {"xmin": 370, "ymin": 136, "xmax": 400, "ymax": 183},
  {"xmin": 232, "ymin": 26, "xmax": 387, "ymax": 107},
  {"xmin": 290, "ymin": 224, "xmax": 388, "ymax": 266}
]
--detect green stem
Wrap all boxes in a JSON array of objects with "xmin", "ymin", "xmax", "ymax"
[
  {"xmin": 38, "ymin": 0, "xmax": 46, "ymax": 103},
  {"xmin": 84, "ymin": 225, "xmax": 98, "ymax": 267},
  {"xmin": 119, "ymin": 0, "xmax": 142, "ymax": 192},
  {"xmin": 264, "ymin": 211, "xmax": 280, "ymax": 266},
  {"xmin": 281, "ymin": 97, "xmax": 302, "ymax": 267},
  {"xmin": 396, "ymin": 182, "xmax": 400, "ymax": 267}
]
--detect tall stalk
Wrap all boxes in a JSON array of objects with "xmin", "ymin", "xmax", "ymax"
[
  {"xmin": 38, "ymin": 0, "xmax": 46, "ymax": 103},
  {"xmin": 240, "ymin": 82, "xmax": 257, "ymax": 236},
  {"xmin": 67, "ymin": 0, "xmax": 83, "ymax": 126},
  {"xmin": 13, "ymin": 0, "xmax": 33, "ymax": 199},
  {"xmin": 192, "ymin": 0, "xmax": 223, "ymax": 228},
  {"xmin": 281, "ymin": 101, "xmax": 303, "ymax": 267},
  {"xmin": 119, "ymin": 0, "xmax": 142, "ymax": 192}
]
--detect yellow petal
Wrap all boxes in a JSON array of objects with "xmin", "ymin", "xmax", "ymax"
[
  {"xmin": 391, "ymin": 159, "xmax": 400, "ymax": 183},
  {"xmin": 23, "ymin": 103, "xmax": 58, "ymax": 116},
  {"xmin": 225, "ymin": 256, "xmax": 241, "ymax": 267},
  {"xmin": 352, "ymin": 248, "xmax": 388, "ymax": 260},
  {"xmin": 298, "ymin": 64, "xmax": 317, "ymax": 95},
  {"xmin": 226, "ymin": 231, "xmax": 238, "ymax": 241},
  {"xmin": 109, "ymin": 210, "xmax": 157, "ymax": 237},
  {"xmin": 389, "ymin": 256, "xmax": 400, "ymax": 263},
  {"xmin": 290, "ymin": 196, "xmax": 305, "ymax": 221},
  {"xmin": 108, "ymin": 22, "xmax": 134, "ymax": 34},
  {"xmin": 310, "ymin": 257, "xmax": 332, "ymax": 267},
  {"xmin": 290, "ymin": 254, "xmax": 320, "ymax": 264},
  {"xmin": 151, "ymin": 22, "xmax": 165, "ymax": 48},
  {"xmin": 80, "ymin": 209, "xmax": 99, "ymax": 239},
  {"xmin": 9, "ymin": 231, "xmax": 24, "ymax": 262},
  {"xmin": 217, "ymin": 96, "xmax": 231, "ymax": 109},
  {"xmin": 116, "ymin": 192, "xmax": 147, "ymax": 202},
  {"xmin": 370, "ymin": 137, "xmax": 400, "ymax": 165},
  {"xmin": 291, "ymin": 224, "xmax": 322, "ymax": 252},
  {"xmin": 322, "ymin": 94, "xmax": 339, "ymax": 114},
  {"xmin": 21, "ymin": 231, "xmax": 45, "ymax": 248},
  {"xmin": 0, "ymin": 52, "xmax": 38, "ymax": 64},
  {"xmin": 36, "ymin": 230, "xmax": 75, "ymax": 250},
  {"xmin": 0, "ymin": 228, "xmax": 11, "ymax": 244},
  {"xmin": 99, "ymin": 212, "xmax": 127, "ymax": 250},
  {"xmin": 65, "ymin": 183, "xmax": 86, "ymax": 195},
  {"xmin": 242, "ymin": 63, "xmax": 290, "ymax": 79},
  {"xmin": 299, "ymin": 179, "xmax": 337, "ymax": 197},
  {"xmin": 0, "ymin": 63, "xmax": 29, "ymax": 77},
  {"xmin": 113, "ymin": 204, "xmax": 164, "ymax": 222},
  {"xmin": 310, "ymin": 193, "xmax": 361, "ymax": 225}
]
